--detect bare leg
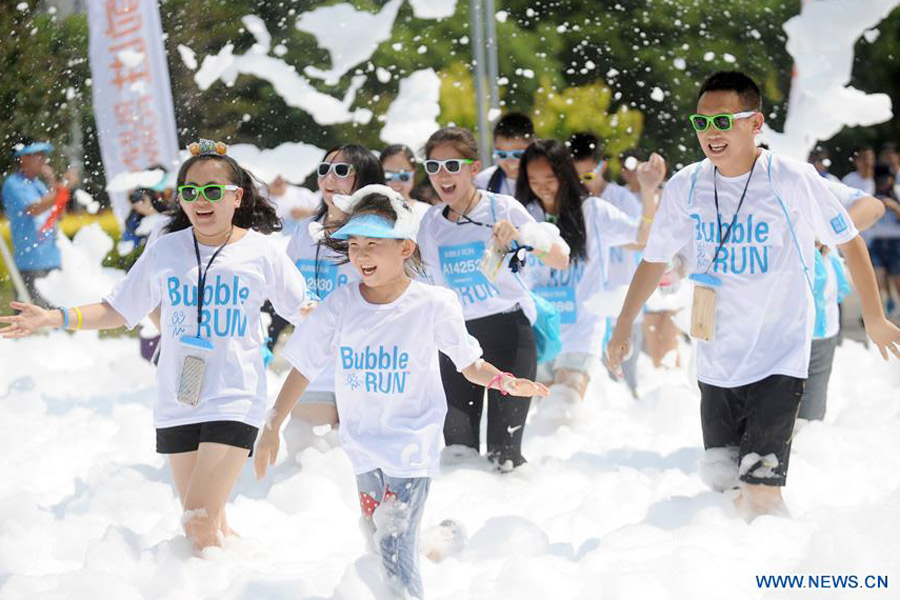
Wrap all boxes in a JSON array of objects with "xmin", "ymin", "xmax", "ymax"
[
  {"xmin": 284, "ymin": 402, "xmax": 339, "ymax": 457},
  {"xmin": 553, "ymin": 367, "xmax": 590, "ymax": 400},
  {"xmin": 658, "ymin": 311, "xmax": 681, "ymax": 368},
  {"xmin": 290, "ymin": 402, "xmax": 338, "ymax": 426},
  {"xmin": 736, "ymin": 483, "xmax": 789, "ymax": 520},
  {"xmin": 181, "ymin": 442, "xmax": 250, "ymax": 552},
  {"xmin": 643, "ymin": 314, "xmax": 664, "ymax": 368},
  {"xmin": 169, "ymin": 451, "xmax": 198, "ymax": 507}
]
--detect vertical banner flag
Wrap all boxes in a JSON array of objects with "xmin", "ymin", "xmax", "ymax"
[{"xmin": 88, "ymin": 0, "xmax": 179, "ymax": 223}]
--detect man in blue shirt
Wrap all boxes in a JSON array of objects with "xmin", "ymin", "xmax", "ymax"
[{"xmin": 2, "ymin": 139, "xmax": 63, "ymax": 308}]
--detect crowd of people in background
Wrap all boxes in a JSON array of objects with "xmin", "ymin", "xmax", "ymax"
[{"xmin": 3, "ymin": 69, "xmax": 900, "ymax": 599}]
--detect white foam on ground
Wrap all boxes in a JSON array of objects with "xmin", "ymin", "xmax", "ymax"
[
  {"xmin": 34, "ymin": 224, "xmax": 126, "ymax": 307},
  {"xmin": 1, "ymin": 330, "xmax": 898, "ymax": 599}
]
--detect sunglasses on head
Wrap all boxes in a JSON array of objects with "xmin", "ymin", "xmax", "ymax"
[
  {"xmin": 689, "ymin": 111, "xmax": 757, "ymax": 132},
  {"xmin": 385, "ymin": 170, "xmax": 413, "ymax": 183},
  {"xmin": 178, "ymin": 184, "xmax": 239, "ymax": 202},
  {"xmin": 317, "ymin": 162, "xmax": 354, "ymax": 178},
  {"xmin": 424, "ymin": 158, "xmax": 475, "ymax": 175},
  {"xmin": 493, "ymin": 149, "xmax": 525, "ymax": 161}
]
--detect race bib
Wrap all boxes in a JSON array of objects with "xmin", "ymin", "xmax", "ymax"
[
  {"xmin": 533, "ymin": 285, "xmax": 576, "ymax": 325},
  {"xmin": 296, "ymin": 259, "xmax": 347, "ymax": 300}
]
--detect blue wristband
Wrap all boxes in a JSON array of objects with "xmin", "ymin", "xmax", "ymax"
[{"xmin": 59, "ymin": 307, "xmax": 69, "ymax": 329}]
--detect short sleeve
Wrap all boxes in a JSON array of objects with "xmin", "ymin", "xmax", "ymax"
[
  {"xmin": 642, "ymin": 171, "xmax": 696, "ymax": 263},
  {"xmin": 285, "ymin": 228, "xmax": 304, "ymax": 264},
  {"xmin": 416, "ymin": 208, "xmax": 440, "ymax": 283},
  {"xmin": 822, "ymin": 179, "xmax": 865, "ymax": 211},
  {"xmin": 281, "ymin": 291, "xmax": 340, "ymax": 381},
  {"xmin": 433, "ymin": 290, "xmax": 483, "ymax": 370},
  {"xmin": 502, "ymin": 195, "xmax": 537, "ymax": 229},
  {"xmin": 473, "ymin": 167, "xmax": 494, "ymax": 191},
  {"xmin": 787, "ymin": 162, "xmax": 858, "ymax": 247},
  {"xmin": 103, "ymin": 239, "xmax": 162, "ymax": 329},
  {"xmin": 267, "ymin": 244, "xmax": 309, "ymax": 326},
  {"xmin": 2, "ymin": 177, "xmax": 32, "ymax": 214},
  {"xmin": 593, "ymin": 199, "xmax": 638, "ymax": 248}
]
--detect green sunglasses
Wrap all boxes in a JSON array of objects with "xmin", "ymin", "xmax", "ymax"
[
  {"xmin": 178, "ymin": 184, "xmax": 239, "ymax": 202},
  {"xmin": 689, "ymin": 111, "xmax": 757, "ymax": 132}
]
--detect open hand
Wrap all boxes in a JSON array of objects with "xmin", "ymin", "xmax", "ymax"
[
  {"xmin": 502, "ymin": 376, "xmax": 550, "ymax": 398},
  {"xmin": 605, "ymin": 324, "xmax": 633, "ymax": 379},
  {"xmin": 253, "ymin": 427, "xmax": 280, "ymax": 480},
  {"xmin": 0, "ymin": 302, "xmax": 53, "ymax": 338},
  {"xmin": 866, "ymin": 317, "xmax": 900, "ymax": 360}
]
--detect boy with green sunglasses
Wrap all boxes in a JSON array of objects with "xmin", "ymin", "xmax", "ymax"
[{"xmin": 607, "ymin": 70, "xmax": 900, "ymax": 520}]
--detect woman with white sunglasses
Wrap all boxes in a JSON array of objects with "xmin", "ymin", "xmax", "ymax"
[
  {"xmin": 417, "ymin": 126, "xmax": 569, "ymax": 471},
  {"xmin": 283, "ymin": 144, "xmax": 385, "ymax": 452}
]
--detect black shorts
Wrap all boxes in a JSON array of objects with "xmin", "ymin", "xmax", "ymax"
[
  {"xmin": 156, "ymin": 421, "xmax": 259, "ymax": 456},
  {"xmin": 699, "ymin": 374, "xmax": 804, "ymax": 487}
]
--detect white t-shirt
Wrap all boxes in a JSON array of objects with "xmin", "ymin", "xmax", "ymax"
[
  {"xmin": 524, "ymin": 197, "xmax": 637, "ymax": 355},
  {"xmin": 643, "ymin": 150, "xmax": 858, "ymax": 387},
  {"xmin": 817, "ymin": 180, "xmax": 862, "ymax": 339},
  {"xmin": 410, "ymin": 198, "xmax": 432, "ymax": 222},
  {"xmin": 821, "ymin": 253, "xmax": 843, "ymax": 339},
  {"xmin": 271, "ymin": 186, "xmax": 320, "ymax": 235},
  {"xmin": 841, "ymin": 171, "xmax": 875, "ymax": 196},
  {"xmin": 474, "ymin": 165, "xmax": 516, "ymax": 197},
  {"xmin": 282, "ymin": 281, "xmax": 483, "ymax": 478},
  {"xmin": 286, "ymin": 216, "xmax": 361, "ymax": 393},
  {"xmin": 144, "ymin": 214, "xmax": 173, "ymax": 247},
  {"xmin": 105, "ymin": 228, "xmax": 308, "ymax": 428},
  {"xmin": 600, "ymin": 183, "xmax": 644, "ymax": 289},
  {"xmin": 417, "ymin": 191, "xmax": 537, "ymax": 323}
]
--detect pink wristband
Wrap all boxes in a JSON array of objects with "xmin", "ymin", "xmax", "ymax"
[{"xmin": 487, "ymin": 372, "xmax": 514, "ymax": 396}]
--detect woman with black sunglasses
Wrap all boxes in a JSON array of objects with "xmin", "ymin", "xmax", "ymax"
[
  {"xmin": 380, "ymin": 144, "xmax": 431, "ymax": 221},
  {"xmin": 282, "ymin": 144, "xmax": 385, "ymax": 452},
  {"xmin": 417, "ymin": 126, "xmax": 569, "ymax": 471}
]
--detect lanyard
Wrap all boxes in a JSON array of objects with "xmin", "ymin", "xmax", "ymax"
[
  {"xmin": 445, "ymin": 189, "xmax": 492, "ymax": 228},
  {"xmin": 192, "ymin": 228, "xmax": 233, "ymax": 338},
  {"xmin": 706, "ymin": 158, "xmax": 757, "ymax": 273}
]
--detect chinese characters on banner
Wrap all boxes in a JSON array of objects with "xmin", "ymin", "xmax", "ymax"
[{"xmin": 88, "ymin": 0, "xmax": 179, "ymax": 222}]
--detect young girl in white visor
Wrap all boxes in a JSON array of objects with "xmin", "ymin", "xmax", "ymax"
[{"xmin": 255, "ymin": 184, "xmax": 548, "ymax": 599}]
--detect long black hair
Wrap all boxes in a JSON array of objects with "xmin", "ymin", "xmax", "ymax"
[
  {"xmin": 314, "ymin": 144, "xmax": 385, "ymax": 222},
  {"xmin": 516, "ymin": 139, "xmax": 588, "ymax": 261},
  {"xmin": 166, "ymin": 154, "xmax": 281, "ymax": 234}
]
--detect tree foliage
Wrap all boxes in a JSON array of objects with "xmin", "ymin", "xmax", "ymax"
[{"xmin": 2, "ymin": 0, "xmax": 899, "ymax": 201}]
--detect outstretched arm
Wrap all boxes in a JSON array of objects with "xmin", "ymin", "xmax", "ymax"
[
  {"xmin": 0, "ymin": 301, "xmax": 127, "ymax": 338},
  {"xmin": 462, "ymin": 359, "xmax": 550, "ymax": 397}
]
